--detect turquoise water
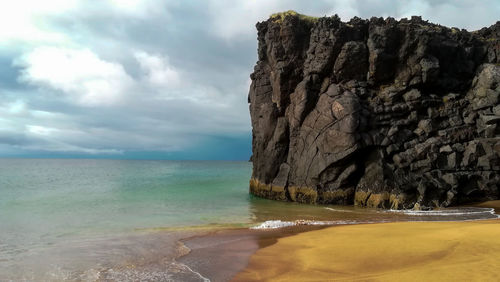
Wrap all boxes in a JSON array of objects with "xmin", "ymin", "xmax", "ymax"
[
  {"xmin": 0, "ymin": 160, "xmax": 254, "ymax": 243},
  {"xmin": 0, "ymin": 159, "xmax": 497, "ymax": 280},
  {"xmin": 0, "ymin": 159, "xmax": 260, "ymax": 280}
]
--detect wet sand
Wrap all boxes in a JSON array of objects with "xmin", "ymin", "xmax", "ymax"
[
  {"xmin": 178, "ymin": 225, "xmax": 327, "ymax": 281},
  {"xmin": 471, "ymin": 200, "xmax": 500, "ymax": 213},
  {"xmin": 0, "ymin": 229, "xmax": 209, "ymax": 281},
  {"xmin": 234, "ymin": 218, "xmax": 500, "ymax": 281},
  {"xmin": 173, "ymin": 201, "xmax": 500, "ymax": 281}
]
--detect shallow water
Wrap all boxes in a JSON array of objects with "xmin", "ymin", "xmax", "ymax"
[
  {"xmin": 0, "ymin": 159, "xmax": 254, "ymax": 280},
  {"xmin": 0, "ymin": 159, "xmax": 496, "ymax": 280}
]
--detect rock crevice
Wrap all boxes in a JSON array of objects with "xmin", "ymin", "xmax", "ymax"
[{"xmin": 249, "ymin": 12, "xmax": 500, "ymax": 209}]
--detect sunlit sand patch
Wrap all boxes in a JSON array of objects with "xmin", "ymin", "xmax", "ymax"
[{"xmin": 235, "ymin": 219, "xmax": 500, "ymax": 281}]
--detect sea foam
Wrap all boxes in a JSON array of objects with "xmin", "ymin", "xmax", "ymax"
[
  {"xmin": 250, "ymin": 219, "xmax": 359, "ymax": 230},
  {"xmin": 387, "ymin": 207, "xmax": 499, "ymax": 217}
]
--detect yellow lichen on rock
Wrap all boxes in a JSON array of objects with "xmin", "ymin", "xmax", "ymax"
[
  {"xmin": 366, "ymin": 192, "xmax": 390, "ymax": 208},
  {"xmin": 249, "ymin": 178, "xmax": 287, "ymax": 201},
  {"xmin": 287, "ymin": 186, "xmax": 318, "ymax": 204},
  {"xmin": 389, "ymin": 193, "xmax": 406, "ymax": 209},
  {"xmin": 354, "ymin": 190, "xmax": 368, "ymax": 206},
  {"xmin": 320, "ymin": 188, "xmax": 353, "ymax": 204},
  {"xmin": 354, "ymin": 191, "xmax": 406, "ymax": 209}
]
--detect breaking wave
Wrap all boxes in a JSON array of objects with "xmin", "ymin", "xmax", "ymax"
[
  {"xmin": 252, "ymin": 207, "xmax": 498, "ymax": 229},
  {"xmin": 387, "ymin": 207, "xmax": 499, "ymax": 218},
  {"xmin": 250, "ymin": 219, "xmax": 362, "ymax": 230}
]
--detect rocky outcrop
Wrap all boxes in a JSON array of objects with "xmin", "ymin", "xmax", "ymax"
[{"xmin": 248, "ymin": 11, "xmax": 500, "ymax": 209}]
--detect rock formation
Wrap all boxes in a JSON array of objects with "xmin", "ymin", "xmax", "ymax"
[{"xmin": 248, "ymin": 11, "xmax": 500, "ymax": 209}]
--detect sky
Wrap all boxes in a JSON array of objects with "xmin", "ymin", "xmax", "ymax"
[{"xmin": 0, "ymin": 0, "xmax": 498, "ymax": 160}]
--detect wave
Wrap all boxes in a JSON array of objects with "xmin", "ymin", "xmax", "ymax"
[
  {"xmin": 250, "ymin": 219, "xmax": 362, "ymax": 230},
  {"xmin": 386, "ymin": 207, "xmax": 499, "ymax": 217},
  {"xmin": 324, "ymin": 207, "xmax": 355, "ymax": 213},
  {"xmin": 251, "ymin": 207, "xmax": 498, "ymax": 230}
]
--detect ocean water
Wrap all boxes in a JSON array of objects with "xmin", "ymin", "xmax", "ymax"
[
  {"xmin": 0, "ymin": 159, "xmax": 497, "ymax": 280},
  {"xmin": 0, "ymin": 160, "xmax": 252, "ymax": 244}
]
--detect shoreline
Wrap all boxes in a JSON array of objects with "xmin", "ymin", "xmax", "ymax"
[
  {"xmin": 175, "ymin": 200, "xmax": 500, "ymax": 281},
  {"xmin": 177, "ymin": 224, "xmax": 328, "ymax": 281},
  {"xmin": 233, "ymin": 201, "xmax": 500, "ymax": 281},
  {"xmin": 234, "ymin": 219, "xmax": 500, "ymax": 281}
]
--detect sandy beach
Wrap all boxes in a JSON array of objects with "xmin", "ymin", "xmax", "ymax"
[{"xmin": 235, "ymin": 212, "xmax": 500, "ymax": 281}]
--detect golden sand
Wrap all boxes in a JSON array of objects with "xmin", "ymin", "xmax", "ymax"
[{"xmin": 234, "ymin": 219, "xmax": 500, "ymax": 281}]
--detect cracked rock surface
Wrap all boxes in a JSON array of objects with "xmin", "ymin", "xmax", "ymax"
[{"xmin": 248, "ymin": 12, "xmax": 500, "ymax": 209}]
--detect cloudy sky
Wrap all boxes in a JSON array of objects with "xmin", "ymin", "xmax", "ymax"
[{"xmin": 0, "ymin": 0, "xmax": 498, "ymax": 160}]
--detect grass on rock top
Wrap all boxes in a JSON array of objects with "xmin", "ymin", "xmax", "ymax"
[{"xmin": 269, "ymin": 10, "xmax": 319, "ymax": 24}]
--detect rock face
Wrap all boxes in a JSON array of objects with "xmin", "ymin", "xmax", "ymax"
[{"xmin": 248, "ymin": 12, "xmax": 500, "ymax": 209}]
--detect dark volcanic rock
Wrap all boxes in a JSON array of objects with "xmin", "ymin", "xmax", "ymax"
[{"xmin": 248, "ymin": 11, "xmax": 500, "ymax": 209}]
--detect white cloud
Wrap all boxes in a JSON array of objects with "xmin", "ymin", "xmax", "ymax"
[
  {"xmin": 0, "ymin": 0, "xmax": 78, "ymax": 45},
  {"xmin": 206, "ymin": 0, "xmax": 297, "ymax": 40},
  {"xmin": 135, "ymin": 51, "xmax": 181, "ymax": 88},
  {"xmin": 108, "ymin": 0, "xmax": 168, "ymax": 17},
  {"xmin": 15, "ymin": 47, "xmax": 134, "ymax": 106},
  {"xmin": 400, "ymin": 0, "xmax": 499, "ymax": 30},
  {"xmin": 7, "ymin": 100, "xmax": 28, "ymax": 115},
  {"xmin": 326, "ymin": 0, "xmax": 360, "ymax": 21},
  {"xmin": 26, "ymin": 125, "xmax": 59, "ymax": 136}
]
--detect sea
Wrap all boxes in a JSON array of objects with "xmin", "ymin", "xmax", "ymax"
[{"xmin": 0, "ymin": 159, "xmax": 497, "ymax": 281}]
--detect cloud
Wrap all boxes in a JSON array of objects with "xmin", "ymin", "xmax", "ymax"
[
  {"xmin": 393, "ymin": 0, "xmax": 500, "ymax": 30},
  {"xmin": 135, "ymin": 51, "xmax": 181, "ymax": 89},
  {"xmin": 107, "ymin": 0, "xmax": 169, "ymax": 18},
  {"xmin": 0, "ymin": 0, "xmax": 77, "ymax": 44},
  {"xmin": 0, "ymin": 0, "xmax": 498, "ymax": 159},
  {"xmin": 205, "ymin": 0, "xmax": 285, "ymax": 40},
  {"xmin": 15, "ymin": 47, "xmax": 134, "ymax": 106}
]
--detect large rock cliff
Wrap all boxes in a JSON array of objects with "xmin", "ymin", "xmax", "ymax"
[{"xmin": 248, "ymin": 11, "xmax": 500, "ymax": 209}]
